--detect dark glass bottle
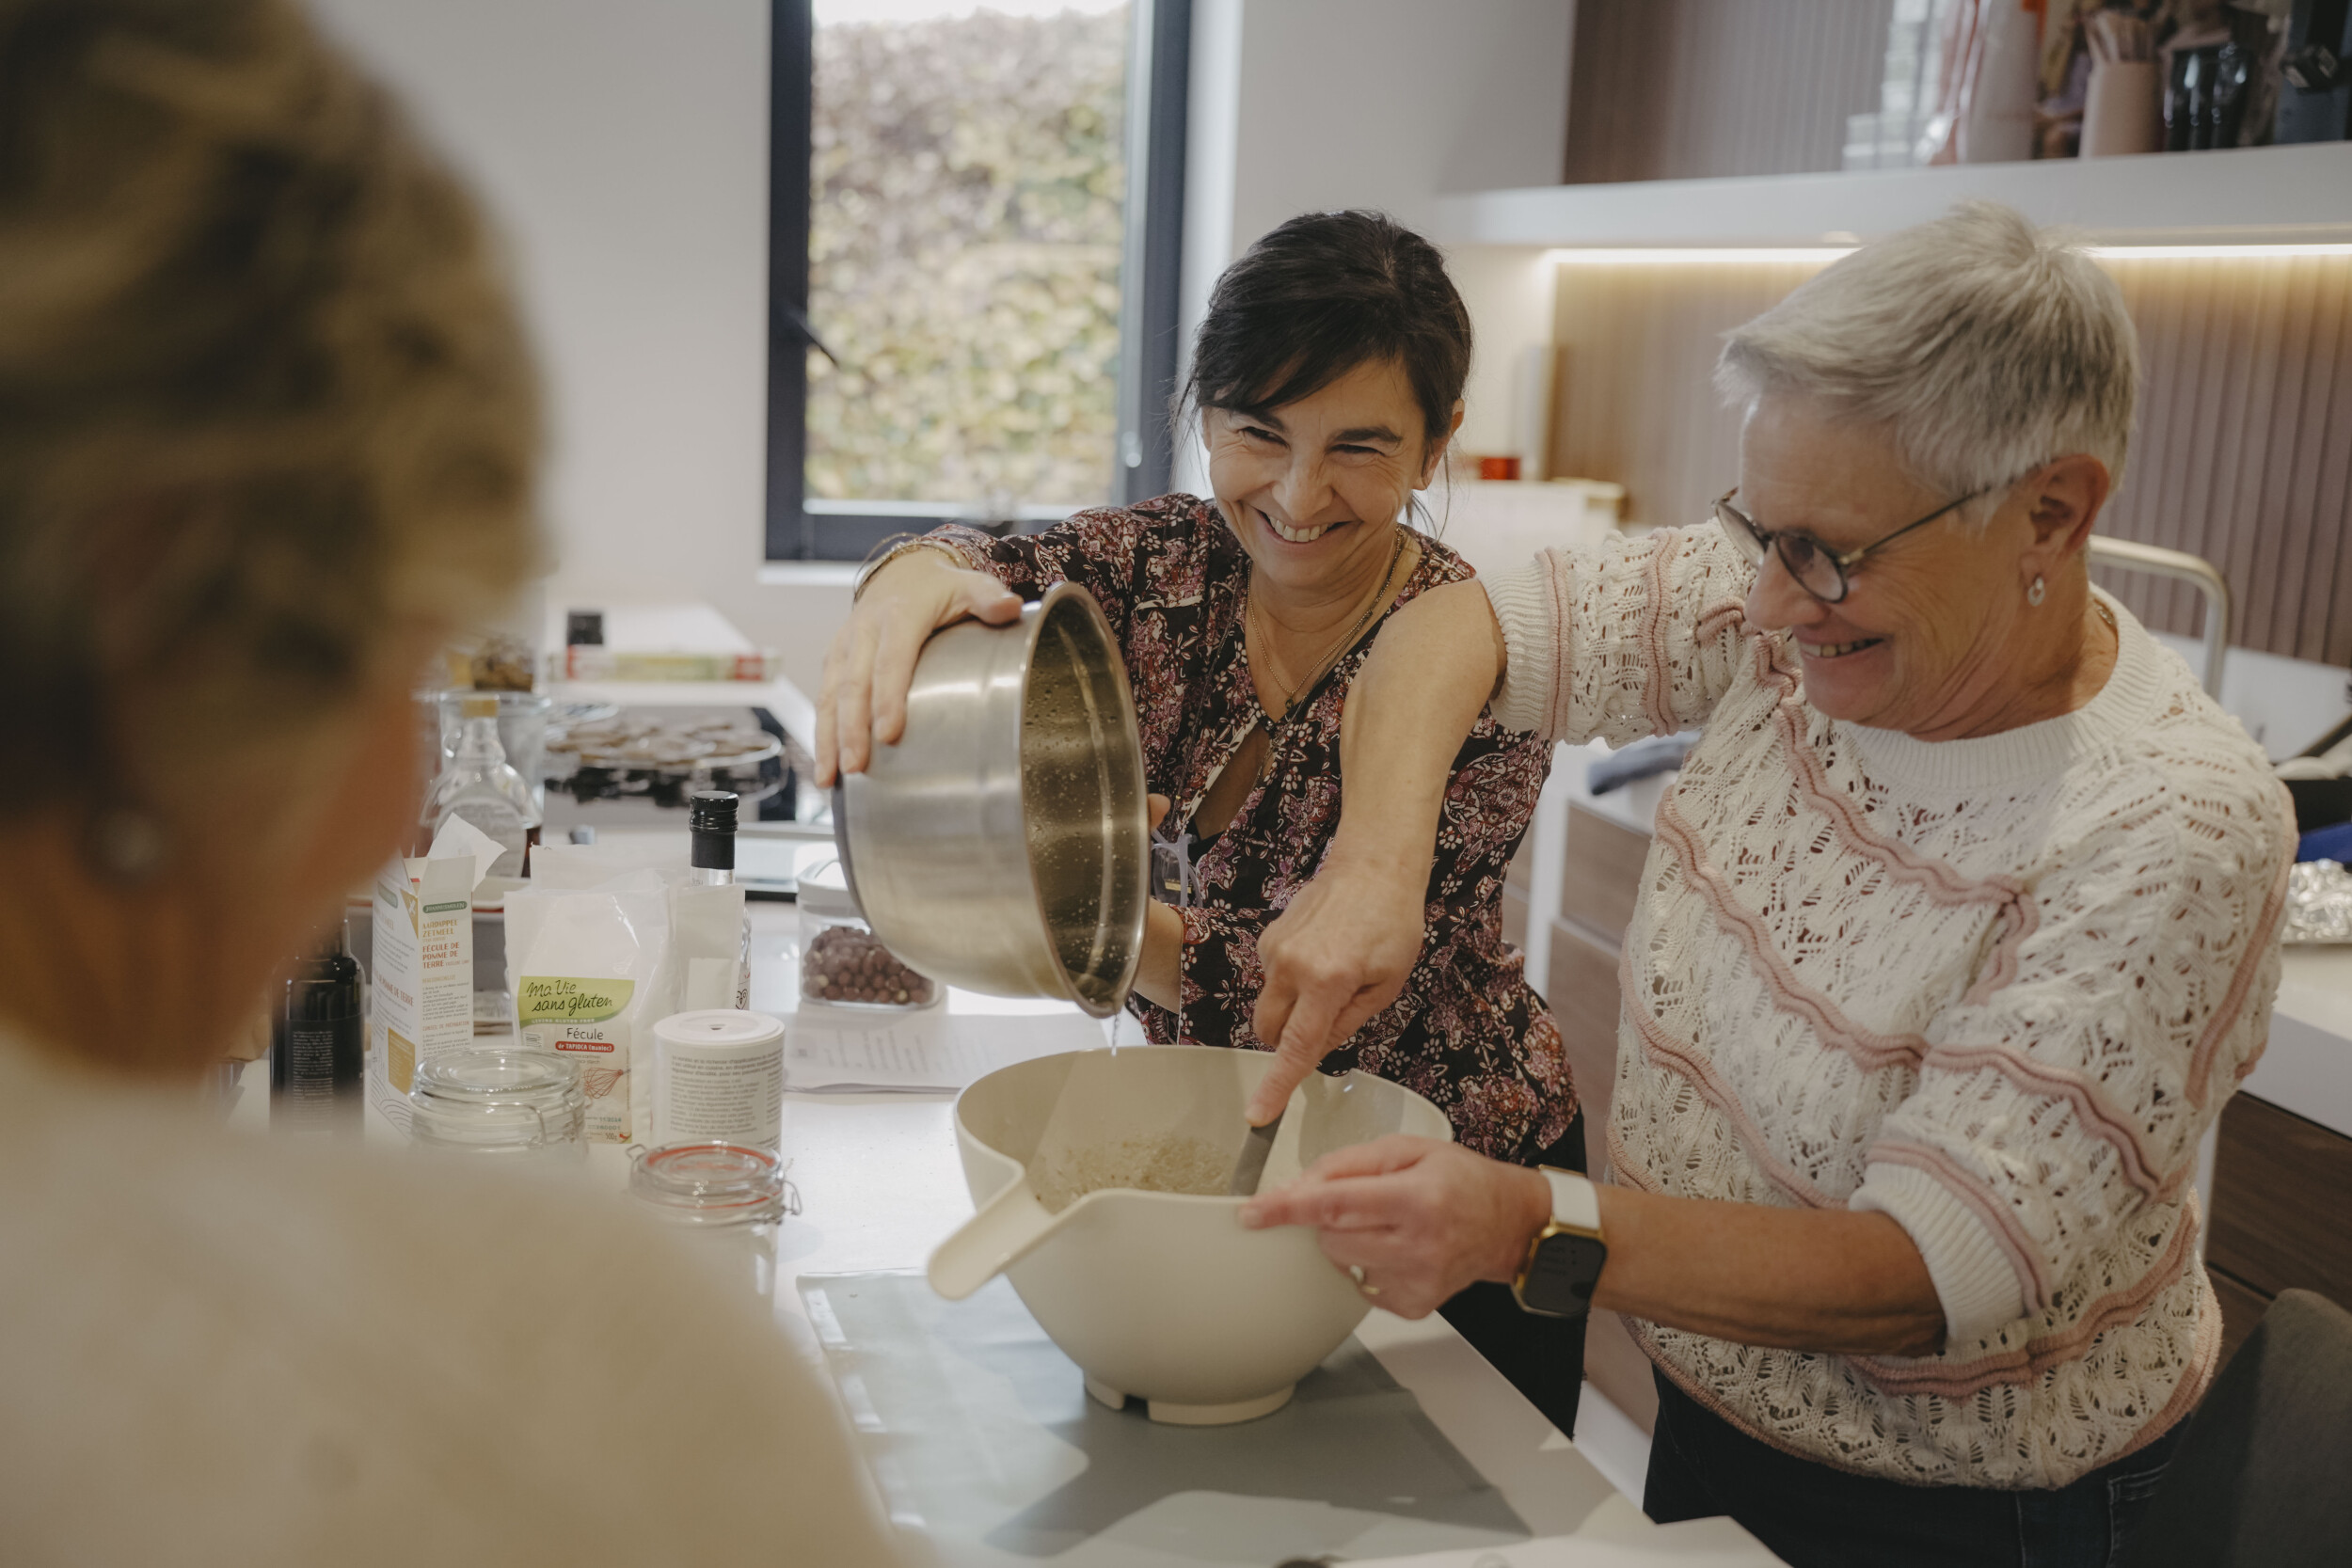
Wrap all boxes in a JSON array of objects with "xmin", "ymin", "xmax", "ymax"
[{"xmin": 271, "ymin": 924, "xmax": 364, "ymax": 1136}]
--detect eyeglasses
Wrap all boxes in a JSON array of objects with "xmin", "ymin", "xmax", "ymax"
[{"xmin": 1712, "ymin": 483, "xmax": 1993, "ymax": 605}]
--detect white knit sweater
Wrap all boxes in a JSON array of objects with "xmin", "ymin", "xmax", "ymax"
[
  {"xmin": 0, "ymin": 1030, "xmax": 906, "ymax": 1566},
  {"xmin": 1483, "ymin": 526, "xmax": 2296, "ymax": 1490}
]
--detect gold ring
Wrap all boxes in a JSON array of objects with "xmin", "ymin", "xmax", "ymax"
[{"xmin": 1349, "ymin": 1264, "xmax": 1379, "ymax": 1297}]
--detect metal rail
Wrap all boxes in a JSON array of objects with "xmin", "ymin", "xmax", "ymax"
[{"xmin": 2087, "ymin": 536, "xmax": 2231, "ymax": 699}]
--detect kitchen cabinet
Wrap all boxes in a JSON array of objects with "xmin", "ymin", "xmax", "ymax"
[
  {"xmin": 2208, "ymin": 1090, "xmax": 2352, "ymax": 1363},
  {"xmin": 1536, "ymin": 799, "xmax": 1664, "ymax": 1433}
]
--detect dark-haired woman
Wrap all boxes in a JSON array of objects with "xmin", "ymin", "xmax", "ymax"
[{"xmin": 816, "ymin": 210, "xmax": 1586, "ymax": 1432}]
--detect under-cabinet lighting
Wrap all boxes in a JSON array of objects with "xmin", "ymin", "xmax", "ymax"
[
  {"xmin": 1543, "ymin": 243, "xmax": 2352, "ymax": 266},
  {"xmin": 1543, "ymin": 247, "xmax": 1854, "ymax": 265},
  {"xmin": 2087, "ymin": 243, "xmax": 2352, "ymax": 260}
]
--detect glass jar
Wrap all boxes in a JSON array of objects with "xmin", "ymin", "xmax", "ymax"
[
  {"xmin": 628, "ymin": 1140, "xmax": 796, "ymax": 1227},
  {"xmin": 629, "ymin": 1140, "xmax": 797, "ymax": 1303},
  {"xmin": 409, "ymin": 1048, "xmax": 588, "ymax": 1160},
  {"xmin": 795, "ymin": 850, "xmax": 937, "ymax": 1010}
]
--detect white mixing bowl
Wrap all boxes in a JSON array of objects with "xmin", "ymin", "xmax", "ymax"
[{"xmin": 950, "ymin": 1046, "xmax": 1453, "ymax": 1425}]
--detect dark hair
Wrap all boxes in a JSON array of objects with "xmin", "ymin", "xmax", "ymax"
[{"xmin": 1183, "ymin": 210, "xmax": 1471, "ymax": 449}]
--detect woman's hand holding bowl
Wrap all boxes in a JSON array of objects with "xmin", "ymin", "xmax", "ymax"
[
  {"xmin": 815, "ymin": 548, "xmax": 1023, "ymax": 786},
  {"xmin": 1240, "ymin": 1134, "xmax": 1550, "ymax": 1319}
]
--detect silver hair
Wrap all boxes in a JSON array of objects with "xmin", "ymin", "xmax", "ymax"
[{"xmin": 1715, "ymin": 201, "xmax": 2138, "ymax": 515}]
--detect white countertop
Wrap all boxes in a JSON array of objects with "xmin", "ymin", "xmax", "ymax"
[{"xmin": 293, "ymin": 901, "xmax": 1778, "ymax": 1568}]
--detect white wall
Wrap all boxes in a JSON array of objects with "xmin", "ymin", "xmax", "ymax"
[
  {"xmin": 1179, "ymin": 0, "xmax": 1574, "ymax": 489},
  {"xmin": 309, "ymin": 0, "xmax": 861, "ymax": 683},
  {"xmin": 316, "ymin": 0, "xmax": 1573, "ymax": 691}
]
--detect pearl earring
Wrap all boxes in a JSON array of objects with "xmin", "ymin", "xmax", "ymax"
[
  {"xmin": 84, "ymin": 804, "xmax": 170, "ymax": 884},
  {"xmin": 2026, "ymin": 575, "xmax": 2047, "ymax": 607}
]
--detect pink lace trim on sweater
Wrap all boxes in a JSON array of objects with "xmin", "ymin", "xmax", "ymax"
[
  {"xmin": 1848, "ymin": 1196, "xmax": 2201, "ymax": 1397},
  {"xmin": 1656, "ymin": 788, "xmax": 2183, "ymax": 1203},
  {"xmin": 1610, "ymin": 1071, "xmax": 2212, "ymax": 1405},
  {"xmin": 2187, "ymin": 829, "xmax": 2294, "ymax": 1108},
  {"xmin": 1749, "ymin": 638, "xmax": 2042, "ymax": 1005},
  {"xmin": 1621, "ymin": 1302, "xmax": 2216, "ymax": 1478},
  {"xmin": 1616, "ymin": 942, "xmax": 1835, "ymax": 1209},
  {"xmin": 1652, "ymin": 796, "xmax": 1931, "ymax": 1071}
]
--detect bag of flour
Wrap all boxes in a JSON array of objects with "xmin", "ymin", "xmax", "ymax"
[
  {"xmin": 504, "ymin": 870, "xmax": 671, "ymax": 1143},
  {"xmin": 503, "ymin": 842, "xmax": 747, "ymax": 1143}
]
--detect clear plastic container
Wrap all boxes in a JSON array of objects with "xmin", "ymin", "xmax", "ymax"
[
  {"xmin": 628, "ymin": 1140, "xmax": 797, "ymax": 1227},
  {"xmin": 408, "ymin": 1048, "xmax": 588, "ymax": 1160},
  {"xmin": 796, "ymin": 850, "xmax": 937, "ymax": 1010}
]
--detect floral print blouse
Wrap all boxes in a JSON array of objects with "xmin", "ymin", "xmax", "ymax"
[{"xmin": 924, "ymin": 493, "xmax": 1574, "ymax": 1164}]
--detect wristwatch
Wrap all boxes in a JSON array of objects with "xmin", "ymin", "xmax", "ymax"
[{"xmin": 1511, "ymin": 1167, "xmax": 1609, "ymax": 1320}]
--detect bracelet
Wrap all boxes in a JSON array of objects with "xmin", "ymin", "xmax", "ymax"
[{"xmin": 852, "ymin": 537, "xmax": 961, "ymax": 603}]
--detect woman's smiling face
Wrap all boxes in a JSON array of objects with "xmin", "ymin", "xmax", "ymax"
[
  {"xmin": 1204, "ymin": 356, "xmax": 1455, "ymax": 600},
  {"xmin": 1738, "ymin": 393, "xmax": 2053, "ymax": 736}
]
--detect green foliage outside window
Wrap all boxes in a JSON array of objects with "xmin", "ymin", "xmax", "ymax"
[{"xmin": 807, "ymin": 8, "xmax": 1128, "ymax": 507}]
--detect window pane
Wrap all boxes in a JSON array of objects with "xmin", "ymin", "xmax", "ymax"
[{"xmin": 807, "ymin": 1, "xmax": 1128, "ymax": 511}]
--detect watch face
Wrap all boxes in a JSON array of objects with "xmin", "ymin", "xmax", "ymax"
[{"xmin": 1520, "ymin": 1231, "xmax": 1607, "ymax": 1319}]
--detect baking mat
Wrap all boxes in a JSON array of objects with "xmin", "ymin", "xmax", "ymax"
[{"xmin": 801, "ymin": 1271, "xmax": 1531, "ymax": 1567}]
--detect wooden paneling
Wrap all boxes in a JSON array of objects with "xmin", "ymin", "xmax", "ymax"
[
  {"xmin": 1565, "ymin": 1, "xmax": 1893, "ymax": 185},
  {"xmin": 1560, "ymin": 804, "xmax": 1653, "ymax": 946},
  {"xmin": 1548, "ymin": 253, "xmax": 2352, "ymax": 665},
  {"xmin": 2207, "ymin": 1091, "xmax": 2352, "ymax": 1307},
  {"xmin": 2093, "ymin": 255, "xmax": 2352, "ymax": 667},
  {"xmin": 1549, "ymin": 257, "xmax": 1849, "ymax": 531}
]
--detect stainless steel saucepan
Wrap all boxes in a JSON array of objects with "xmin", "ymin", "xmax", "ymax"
[{"xmin": 832, "ymin": 581, "xmax": 1149, "ymax": 1017}]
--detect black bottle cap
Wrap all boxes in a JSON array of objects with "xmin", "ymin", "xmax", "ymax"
[
  {"xmin": 690, "ymin": 790, "xmax": 739, "ymax": 833},
  {"xmin": 565, "ymin": 610, "xmax": 605, "ymax": 646},
  {"xmin": 690, "ymin": 790, "xmax": 739, "ymax": 869}
]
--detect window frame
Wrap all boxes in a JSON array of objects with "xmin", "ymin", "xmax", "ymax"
[{"xmin": 763, "ymin": 0, "xmax": 1190, "ymax": 562}]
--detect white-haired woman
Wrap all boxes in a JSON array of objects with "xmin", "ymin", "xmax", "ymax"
[
  {"xmin": 1234, "ymin": 204, "xmax": 2295, "ymax": 1568},
  {"xmin": 0, "ymin": 3, "xmax": 898, "ymax": 1561}
]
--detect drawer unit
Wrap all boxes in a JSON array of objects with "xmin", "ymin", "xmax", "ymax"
[
  {"xmin": 1560, "ymin": 803, "xmax": 1650, "ymax": 944},
  {"xmin": 2207, "ymin": 1090, "xmax": 2352, "ymax": 1358},
  {"xmin": 1547, "ymin": 919, "xmax": 1623, "ymax": 1181}
]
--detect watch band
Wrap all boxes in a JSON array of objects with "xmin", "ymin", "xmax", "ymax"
[
  {"xmin": 1511, "ymin": 1166, "xmax": 1608, "ymax": 1319},
  {"xmin": 1540, "ymin": 1168, "xmax": 1601, "ymax": 1235}
]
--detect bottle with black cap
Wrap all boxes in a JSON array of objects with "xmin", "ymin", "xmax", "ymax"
[
  {"xmin": 691, "ymin": 790, "xmax": 752, "ymax": 1007},
  {"xmin": 271, "ymin": 922, "xmax": 363, "ymax": 1136}
]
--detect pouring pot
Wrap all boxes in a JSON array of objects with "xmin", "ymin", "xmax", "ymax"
[{"xmin": 833, "ymin": 581, "xmax": 1148, "ymax": 1017}]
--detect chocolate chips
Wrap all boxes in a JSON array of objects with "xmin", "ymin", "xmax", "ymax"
[{"xmin": 802, "ymin": 926, "xmax": 935, "ymax": 1008}]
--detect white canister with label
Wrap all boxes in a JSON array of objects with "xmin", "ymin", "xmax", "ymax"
[{"xmin": 650, "ymin": 1009, "xmax": 787, "ymax": 1149}]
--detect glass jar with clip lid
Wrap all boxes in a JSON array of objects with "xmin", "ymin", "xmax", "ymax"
[
  {"xmin": 408, "ymin": 1047, "xmax": 589, "ymax": 1161},
  {"xmin": 629, "ymin": 1139, "xmax": 802, "ymax": 1301}
]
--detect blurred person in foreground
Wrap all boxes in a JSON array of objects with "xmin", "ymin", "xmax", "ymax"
[
  {"xmin": 0, "ymin": 3, "xmax": 900, "ymax": 1562},
  {"xmin": 1238, "ymin": 206, "xmax": 2295, "ymax": 1568}
]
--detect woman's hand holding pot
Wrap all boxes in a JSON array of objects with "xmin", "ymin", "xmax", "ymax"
[
  {"xmin": 1239, "ymin": 1134, "xmax": 1550, "ymax": 1320},
  {"xmin": 816, "ymin": 548, "xmax": 1022, "ymax": 786}
]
